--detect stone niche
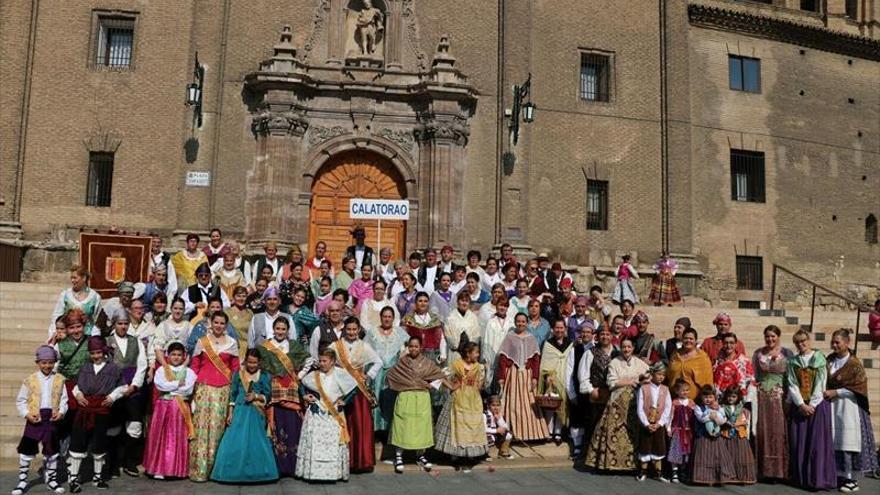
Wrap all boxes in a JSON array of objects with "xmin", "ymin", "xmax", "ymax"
[{"xmin": 242, "ymin": 0, "xmax": 478, "ymax": 253}]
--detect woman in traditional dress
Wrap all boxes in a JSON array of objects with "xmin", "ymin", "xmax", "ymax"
[
  {"xmin": 444, "ymin": 291, "xmax": 482, "ymax": 366},
  {"xmin": 658, "ymin": 317, "xmax": 689, "ymax": 365},
  {"xmin": 399, "ymin": 292, "xmax": 447, "ymax": 369},
  {"xmin": 751, "ymin": 324, "xmax": 793, "ymax": 481},
  {"xmin": 649, "ymin": 252, "xmax": 682, "ymax": 306},
  {"xmin": 826, "ymin": 328, "xmax": 878, "ymax": 492},
  {"xmin": 666, "ymin": 327, "xmax": 713, "ymax": 401},
  {"xmin": 296, "ymin": 348, "xmax": 358, "ymax": 482},
  {"xmin": 214, "ymin": 251, "xmax": 246, "ymax": 301},
  {"xmin": 712, "ymin": 333, "xmax": 755, "ymax": 402},
  {"xmin": 611, "ymin": 254, "xmax": 639, "ymax": 305},
  {"xmin": 288, "ymin": 285, "xmax": 320, "ymax": 347},
  {"xmin": 314, "ymin": 276, "xmax": 335, "ymax": 316},
  {"xmin": 538, "ymin": 316, "xmax": 572, "ymax": 444},
  {"xmin": 188, "ymin": 312, "xmax": 240, "ymax": 482},
  {"xmin": 257, "ymin": 316, "xmax": 309, "ymax": 477},
  {"xmin": 393, "ymin": 273, "xmax": 419, "ymax": 317},
  {"xmin": 497, "ymin": 312, "xmax": 550, "ymax": 442},
  {"xmin": 49, "ymin": 266, "xmax": 103, "ymax": 338},
  {"xmin": 359, "ymin": 280, "xmax": 400, "ymax": 333},
  {"xmin": 143, "ymin": 342, "xmax": 196, "ymax": 479},
  {"xmin": 480, "ymin": 257, "xmax": 503, "ymax": 292},
  {"xmin": 509, "ymin": 279, "xmax": 532, "ymax": 316},
  {"xmin": 525, "ymin": 299, "xmax": 551, "ymax": 348},
  {"xmin": 366, "ymin": 307, "xmax": 410, "ymax": 435},
  {"xmin": 584, "ymin": 338, "xmax": 649, "ymax": 472},
  {"xmin": 434, "ymin": 342, "xmax": 490, "ymax": 471},
  {"xmin": 500, "ymin": 262, "xmax": 519, "ymax": 298},
  {"xmin": 387, "ymin": 336, "xmax": 449, "ymax": 473},
  {"xmin": 210, "ymin": 349, "xmax": 278, "ymax": 483},
  {"xmin": 465, "ymin": 272, "xmax": 491, "ymax": 311},
  {"xmin": 333, "ymin": 317, "xmax": 382, "ymax": 473},
  {"xmin": 152, "ymin": 298, "xmax": 192, "ymax": 368},
  {"xmin": 579, "ymin": 324, "xmax": 618, "ymax": 454},
  {"xmin": 786, "ymin": 329, "xmax": 836, "ymax": 491},
  {"xmin": 334, "ymin": 256, "xmax": 356, "ymax": 292},
  {"xmin": 170, "ymin": 234, "xmax": 209, "ymax": 291},
  {"xmin": 347, "ymin": 264, "xmax": 375, "ymax": 315},
  {"xmin": 145, "ymin": 292, "xmax": 169, "ymax": 327},
  {"xmin": 482, "ymin": 296, "xmax": 514, "ymax": 391},
  {"xmin": 226, "ymin": 287, "xmax": 253, "ymax": 353}
]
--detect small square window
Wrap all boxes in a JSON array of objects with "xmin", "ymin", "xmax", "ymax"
[
  {"xmin": 93, "ymin": 14, "xmax": 135, "ymax": 68},
  {"xmin": 580, "ymin": 52, "xmax": 611, "ymax": 102},
  {"xmin": 86, "ymin": 152, "xmax": 114, "ymax": 207},
  {"xmin": 729, "ymin": 55, "xmax": 761, "ymax": 93},
  {"xmin": 800, "ymin": 0, "xmax": 820, "ymax": 13},
  {"xmin": 730, "ymin": 149, "xmax": 765, "ymax": 203},
  {"xmin": 586, "ymin": 179, "xmax": 608, "ymax": 230},
  {"xmin": 736, "ymin": 256, "xmax": 763, "ymax": 291}
]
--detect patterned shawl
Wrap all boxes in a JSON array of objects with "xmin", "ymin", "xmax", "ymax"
[
  {"xmin": 827, "ymin": 353, "xmax": 870, "ymax": 412},
  {"xmin": 386, "ymin": 353, "xmax": 446, "ymax": 392}
]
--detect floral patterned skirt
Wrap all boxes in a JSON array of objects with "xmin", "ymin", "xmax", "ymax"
[{"xmin": 188, "ymin": 384, "xmax": 229, "ymax": 482}]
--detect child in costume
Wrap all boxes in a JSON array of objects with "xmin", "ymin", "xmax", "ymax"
[
  {"xmin": 143, "ymin": 342, "xmax": 196, "ymax": 479},
  {"xmin": 635, "ymin": 362, "xmax": 671, "ymax": 482},
  {"xmin": 12, "ymin": 345, "xmax": 68, "ymax": 495},
  {"xmin": 720, "ymin": 387, "xmax": 756, "ymax": 484},
  {"xmin": 691, "ymin": 385, "xmax": 735, "ymax": 485},
  {"xmin": 67, "ymin": 336, "xmax": 127, "ymax": 493},
  {"xmin": 666, "ymin": 379, "xmax": 696, "ymax": 483},
  {"xmin": 484, "ymin": 395, "xmax": 513, "ymax": 459}
]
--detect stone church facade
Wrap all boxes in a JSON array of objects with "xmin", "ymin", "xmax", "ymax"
[{"xmin": 1, "ymin": 0, "xmax": 878, "ymax": 304}]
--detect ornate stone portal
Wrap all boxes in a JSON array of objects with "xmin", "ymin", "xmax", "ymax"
[{"xmin": 243, "ymin": 0, "xmax": 477, "ymax": 254}]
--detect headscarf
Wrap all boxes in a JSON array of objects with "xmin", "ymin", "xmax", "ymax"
[
  {"xmin": 117, "ymin": 281, "xmax": 135, "ymax": 295},
  {"xmin": 262, "ymin": 286, "xmax": 280, "ymax": 301},
  {"xmin": 87, "ymin": 336, "xmax": 109, "ymax": 354},
  {"xmin": 649, "ymin": 361, "xmax": 667, "ymax": 374},
  {"xmin": 64, "ymin": 308, "xmax": 87, "ymax": 327},
  {"xmin": 633, "ymin": 310, "xmax": 649, "ymax": 324},
  {"xmin": 713, "ymin": 312, "xmax": 731, "ymax": 325},
  {"xmin": 674, "ymin": 317, "xmax": 692, "ymax": 330},
  {"xmin": 35, "ymin": 345, "xmax": 59, "ymax": 362}
]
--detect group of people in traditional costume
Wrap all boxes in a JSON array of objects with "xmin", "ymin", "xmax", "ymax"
[{"xmin": 9, "ymin": 231, "xmax": 878, "ymax": 494}]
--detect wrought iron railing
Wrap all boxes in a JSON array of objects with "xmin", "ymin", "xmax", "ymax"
[{"xmin": 769, "ymin": 264, "xmax": 872, "ymax": 353}]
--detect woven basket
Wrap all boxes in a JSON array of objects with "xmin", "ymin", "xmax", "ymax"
[{"xmin": 535, "ymin": 394, "xmax": 563, "ymax": 411}]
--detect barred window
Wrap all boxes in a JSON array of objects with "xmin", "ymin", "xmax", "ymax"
[
  {"xmin": 729, "ymin": 55, "xmax": 761, "ymax": 93},
  {"xmin": 586, "ymin": 180, "xmax": 608, "ymax": 230},
  {"xmin": 95, "ymin": 16, "xmax": 134, "ymax": 68},
  {"xmin": 730, "ymin": 149, "xmax": 765, "ymax": 203},
  {"xmin": 736, "ymin": 256, "xmax": 763, "ymax": 290},
  {"xmin": 86, "ymin": 152, "xmax": 114, "ymax": 207},
  {"xmin": 867, "ymin": 214, "xmax": 878, "ymax": 244},
  {"xmin": 580, "ymin": 53, "xmax": 611, "ymax": 102}
]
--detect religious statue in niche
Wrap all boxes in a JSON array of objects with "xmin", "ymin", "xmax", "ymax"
[{"xmin": 346, "ymin": 0, "xmax": 385, "ymax": 62}]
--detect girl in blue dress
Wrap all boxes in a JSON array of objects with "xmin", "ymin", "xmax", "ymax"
[{"xmin": 210, "ymin": 348, "xmax": 279, "ymax": 483}]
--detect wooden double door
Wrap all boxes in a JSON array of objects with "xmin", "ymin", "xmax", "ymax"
[{"xmin": 308, "ymin": 151, "xmax": 407, "ymax": 267}]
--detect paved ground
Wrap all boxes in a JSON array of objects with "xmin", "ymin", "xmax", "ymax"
[{"xmin": 2, "ymin": 467, "xmax": 878, "ymax": 495}]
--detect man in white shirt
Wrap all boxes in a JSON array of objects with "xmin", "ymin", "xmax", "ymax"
[
  {"xmin": 309, "ymin": 302, "xmax": 346, "ymax": 360},
  {"xmin": 416, "ymin": 248, "xmax": 441, "ymax": 295},
  {"xmin": 376, "ymin": 247, "xmax": 395, "ymax": 285},
  {"xmin": 181, "ymin": 262, "xmax": 230, "ymax": 317},
  {"xmin": 247, "ymin": 287, "xmax": 293, "ymax": 349}
]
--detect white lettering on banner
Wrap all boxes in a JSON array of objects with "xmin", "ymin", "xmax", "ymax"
[{"xmin": 349, "ymin": 198, "xmax": 410, "ymax": 220}]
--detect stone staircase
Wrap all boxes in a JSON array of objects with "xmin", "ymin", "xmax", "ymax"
[{"xmin": 0, "ymin": 282, "xmax": 877, "ymax": 470}]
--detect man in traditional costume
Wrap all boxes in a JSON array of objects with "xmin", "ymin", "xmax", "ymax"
[
  {"xmin": 701, "ymin": 312, "xmax": 745, "ymax": 362},
  {"xmin": 344, "ymin": 225, "xmax": 374, "ymax": 274},
  {"xmin": 308, "ymin": 301, "xmax": 347, "ymax": 359},
  {"xmin": 247, "ymin": 287, "xmax": 293, "ymax": 349},
  {"xmin": 105, "ymin": 309, "xmax": 148, "ymax": 477},
  {"xmin": 181, "ymin": 262, "xmax": 230, "ymax": 319}
]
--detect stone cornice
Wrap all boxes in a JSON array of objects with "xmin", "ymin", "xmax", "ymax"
[{"xmin": 688, "ymin": 4, "xmax": 880, "ymax": 62}]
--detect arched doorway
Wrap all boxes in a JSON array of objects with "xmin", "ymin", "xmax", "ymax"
[{"xmin": 308, "ymin": 151, "xmax": 407, "ymax": 267}]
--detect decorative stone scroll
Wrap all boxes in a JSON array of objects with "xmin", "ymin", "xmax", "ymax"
[
  {"xmin": 376, "ymin": 128, "xmax": 414, "ymax": 152},
  {"xmin": 308, "ymin": 125, "xmax": 348, "ymax": 145}
]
